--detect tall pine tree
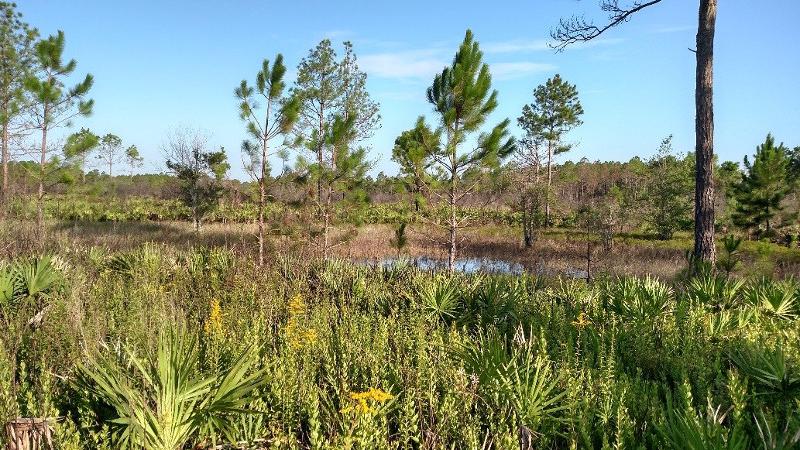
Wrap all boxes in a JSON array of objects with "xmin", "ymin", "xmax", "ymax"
[
  {"xmin": 235, "ymin": 53, "xmax": 300, "ymax": 265},
  {"xmin": 551, "ymin": 0, "xmax": 719, "ymax": 264},
  {"xmin": 425, "ymin": 29, "xmax": 514, "ymax": 271},
  {"xmin": 292, "ymin": 40, "xmax": 379, "ymax": 257},
  {"xmin": 24, "ymin": 30, "xmax": 93, "ymax": 234},
  {"xmin": 0, "ymin": 2, "xmax": 37, "ymax": 205},
  {"xmin": 517, "ymin": 74, "xmax": 583, "ymax": 226}
]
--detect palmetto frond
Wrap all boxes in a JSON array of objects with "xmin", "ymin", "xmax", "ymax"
[{"xmin": 80, "ymin": 329, "xmax": 266, "ymax": 450}]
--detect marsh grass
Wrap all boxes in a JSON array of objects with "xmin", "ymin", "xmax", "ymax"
[{"xmin": 0, "ymin": 235, "xmax": 797, "ymax": 448}]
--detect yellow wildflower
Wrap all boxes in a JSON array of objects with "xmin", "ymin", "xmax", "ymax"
[
  {"xmin": 572, "ymin": 312, "xmax": 591, "ymax": 328},
  {"xmin": 341, "ymin": 388, "xmax": 394, "ymax": 415},
  {"xmin": 284, "ymin": 294, "xmax": 318, "ymax": 350},
  {"xmin": 204, "ymin": 299, "xmax": 223, "ymax": 336},
  {"xmin": 288, "ymin": 294, "xmax": 305, "ymax": 316}
]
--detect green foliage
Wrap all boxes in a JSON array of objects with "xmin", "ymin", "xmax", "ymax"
[
  {"xmin": 0, "ymin": 255, "xmax": 62, "ymax": 305},
  {"xmin": 423, "ymin": 29, "xmax": 515, "ymax": 268},
  {"xmin": 92, "ymin": 133, "xmax": 139, "ymax": 176},
  {"xmin": 78, "ymin": 329, "xmax": 265, "ymax": 449},
  {"xmin": 717, "ymin": 234, "xmax": 743, "ymax": 276},
  {"xmin": 734, "ymin": 134, "xmax": 793, "ymax": 236},
  {"xmin": 0, "ymin": 245, "xmax": 797, "ymax": 448},
  {"xmin": 730, "ymin": 343, "xmax": 800, "ymax": 424},
  {"xmin": 25, "ymin": 30, "xmax": 94, "ymax": 125},
  {"xmin": 603, "ymin": 275, "xmax": 673, "ymax": 323},
  {"xmin": 389, "ymin": 222, "xmax": 408, "ymax": 256},
  {"xmin": 12, "ymin": 254, "xmax": 62, "ymax": 299},
  {"xmin": 517, "ymin": 73, "xmax": 583, "ymax": 228},
  {"xmin": 499, "ymin": 345, "xmax": 569, "ymax": 435},
  {"xmin": 415, "ymin": 274, "xmax": 461, "ymax": 322},
  {"xmin": 291, "ymin": 40, "xmax": 378, "ymax": 257},
  {"xmin": 646, "ymin": 136, "xmax": 694, "ymax": 240},
  {"xmin": 235, "ymin": 53, "xmax": 300, "ymax": 181},
  {"xmin": 659, "ymin": 400, "xmax": 749, "ymax": 449},
  {"xmin": 743, "ymin": 277, "xmax": 798, "ymax": 320},
  {"xmin": 517, "ymin": 73, "xmax": 584, "ymax": 155},
  {"xmin": 164, "ymin": 129, "xmax": 229, "ymax": 230},
  {"xmin": 0, "ymin": 1, "xmax": 38, "ymax": 128},
  {"xmin": 391, "ymin": 117, "xmax": 437, "ymax": 212}
]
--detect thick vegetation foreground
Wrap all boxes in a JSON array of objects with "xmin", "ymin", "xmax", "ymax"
[{"xmin": 1, "ymin": 244, "xmax": 798, "ymax": 449}]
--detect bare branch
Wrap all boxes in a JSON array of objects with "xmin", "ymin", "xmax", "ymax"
[{"xmin": 550, "ymin": 0, "xmax": 663, "ymax": 51}]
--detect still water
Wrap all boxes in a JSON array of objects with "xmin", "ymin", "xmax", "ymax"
[{"xmin": 359, "ymin": 256, "xmax": 588, "ymax": 278}]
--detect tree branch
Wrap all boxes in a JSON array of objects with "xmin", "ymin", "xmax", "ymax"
[{"xmin": 550, "ymin": 0, "xmax": 663, "ymax": 51}]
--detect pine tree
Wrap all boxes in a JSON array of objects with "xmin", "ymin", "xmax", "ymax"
[
  {"xmin": 337, "ymin": 42, "xmax": 380, "ymax": 141},
  {"xmin": 0, "ymin": 2, "xmax": 37, "ymax": 205},
  {"xmin": 733, "ymin": 134, "xmax": 792, "ymax": 236},
  {"xmin": 552, "ymin": 0, "xmax": 719, "ymax": 264},
  {"xmin": 391, "ymin": 117, "xmax": 437, "ymax": 212},
  {"xmin": 517, "ymin": 74, "xmax": 583, "ymax": 226},
  {"xmin": 90, "ymin": 133, "xmax": 138, "ymax": 191},
  {"xmin": 95, "ymin": 134, "xmax": 123, "ymax": 176},
  {"xmin": 235, "ymin": 53, "xmax": 300, "ymax": 265},
  {"xmin": 24, "ymin": 30, "xmax": 94, "ymax": 234},
  {"xmin": 425, "ymin": 29, "xmax": 515, "ymax": 271},
  {"xmin": 296, "ymin": 113, "xmax": 371, "ymax": 258},
  {"xmin": 62, "ymin": 127, "xmax": 99, "ymax": 183},
  {"xmin": 124, "ymin": 145, "xmax": 143, "ymax": 174},
  {"xmin": 646, "ymin": 136, "xmax": 694, "ymax": 240},
  {"xmin": 292, "ymin": 40, "xmax": 379, "ymax": 257},
  {"xmin": 293, "ymin": 39, "xmax": 342, "ymax": 205},
  {"xmin": 515, "ymin": 132, "xmax": 548, "ymax": 247}
]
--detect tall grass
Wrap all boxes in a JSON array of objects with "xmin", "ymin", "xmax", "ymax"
[{"xmin": 0, "ymin": 244, "xmax": 797, "ymax": 448}]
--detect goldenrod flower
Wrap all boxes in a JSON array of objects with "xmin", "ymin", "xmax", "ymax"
[
  {"xmin": 572, "ymin": 312, "xmax": 591, "ymax": 328},
  {"xmin": 204, "ymin": 299, "xmax": 223, "ymax": 336},
  {"xmin": 341, "ymin": 388, "xmax": 394, "ymax": 415},
  {"xmin": 288, "ymin": 294, "xmax": 305, "ymax": 316},
  {"xmin": 284, "ymin": 294, "xmax": 318, "ymax": 350}
]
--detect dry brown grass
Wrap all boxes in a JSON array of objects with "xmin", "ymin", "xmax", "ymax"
[
  {"xmin": 337, "ymin": 223, "xmax": 688, "ymax": 278},
  {"xmin": 2, "ymin": 219, "xmax": 797, "ymax": 279}
]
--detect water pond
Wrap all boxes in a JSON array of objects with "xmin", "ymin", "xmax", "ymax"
[{"xmin": 358, "ymin": 256, "xmax": 588, "ymax": 278}]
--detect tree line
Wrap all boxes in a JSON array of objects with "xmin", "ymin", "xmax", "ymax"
[{"xmin": 1, "ymin": 1, "xmax": 797, "ymax": 271}]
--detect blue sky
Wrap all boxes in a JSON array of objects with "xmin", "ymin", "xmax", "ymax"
[{"xmin": 20, "ymin": 0, "xmax": 800, "ymax": 179}]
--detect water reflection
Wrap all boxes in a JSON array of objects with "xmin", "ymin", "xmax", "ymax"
[{"xmin": 359, "ymin": 256, "xmax": 588, "ymax": 278}]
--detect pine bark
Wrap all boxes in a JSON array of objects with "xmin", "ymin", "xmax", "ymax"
[
  {"xmin": 694, "ymin": 0, "xmax": 717, "ymax": 263},
  {"xmin": 2, "ymin": 119, "xmax": 8, "ymax": 208},
  {"xmin": 37, "ymin": 113, "xmax": 47, "ymax": 236},
  {"xmin": 545, "ymin": 141, "xmax": 553, "ymax": 226}
]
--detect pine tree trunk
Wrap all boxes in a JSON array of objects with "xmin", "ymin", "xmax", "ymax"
[
  {"xmin": 448, "ymin": 156, "xmax": 457, "ymax": 272},
  {"xmin": 258, "ymin": 179, "xmax": 265, "ymax": 265},
  {"xmin": 316, "ymin": 100, "xmax": 325, "ymax": 209},
  {"xmin": 522, "ymin": 194, "xmax": 533, "ymax": 248},
  {"xmin": 693, "ymin": 0, "xmax": 717, "ymax": 264},
  {"xmin": 37, "ymin": 113, "xmax": 48, "ymax": 237},
  {"xmin": 258, "ymin": 102, "xmax": 271, "ymax": 267},
  {"xmin": 1, "ymin": 119, "xmax": 8, "ymax": 210},
  {"xmin": 545, "ymin": 141, "xmax": 553, "ymax": 227},
  {"xmin": 323, "ymin": 186, "xmax": 332, "ymax": 260},
  {"xmin": 192, "ymin": 185, "xmax": 199, "ymax": 232}
]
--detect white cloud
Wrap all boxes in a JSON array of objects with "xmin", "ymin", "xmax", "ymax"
[
  {"xmin": 491, "ymin": 62, "xmax": 557, "ymax": 80},
  {"xmin": 359, "ymin": 49, "xmax": 447, "ymax": 80}
]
